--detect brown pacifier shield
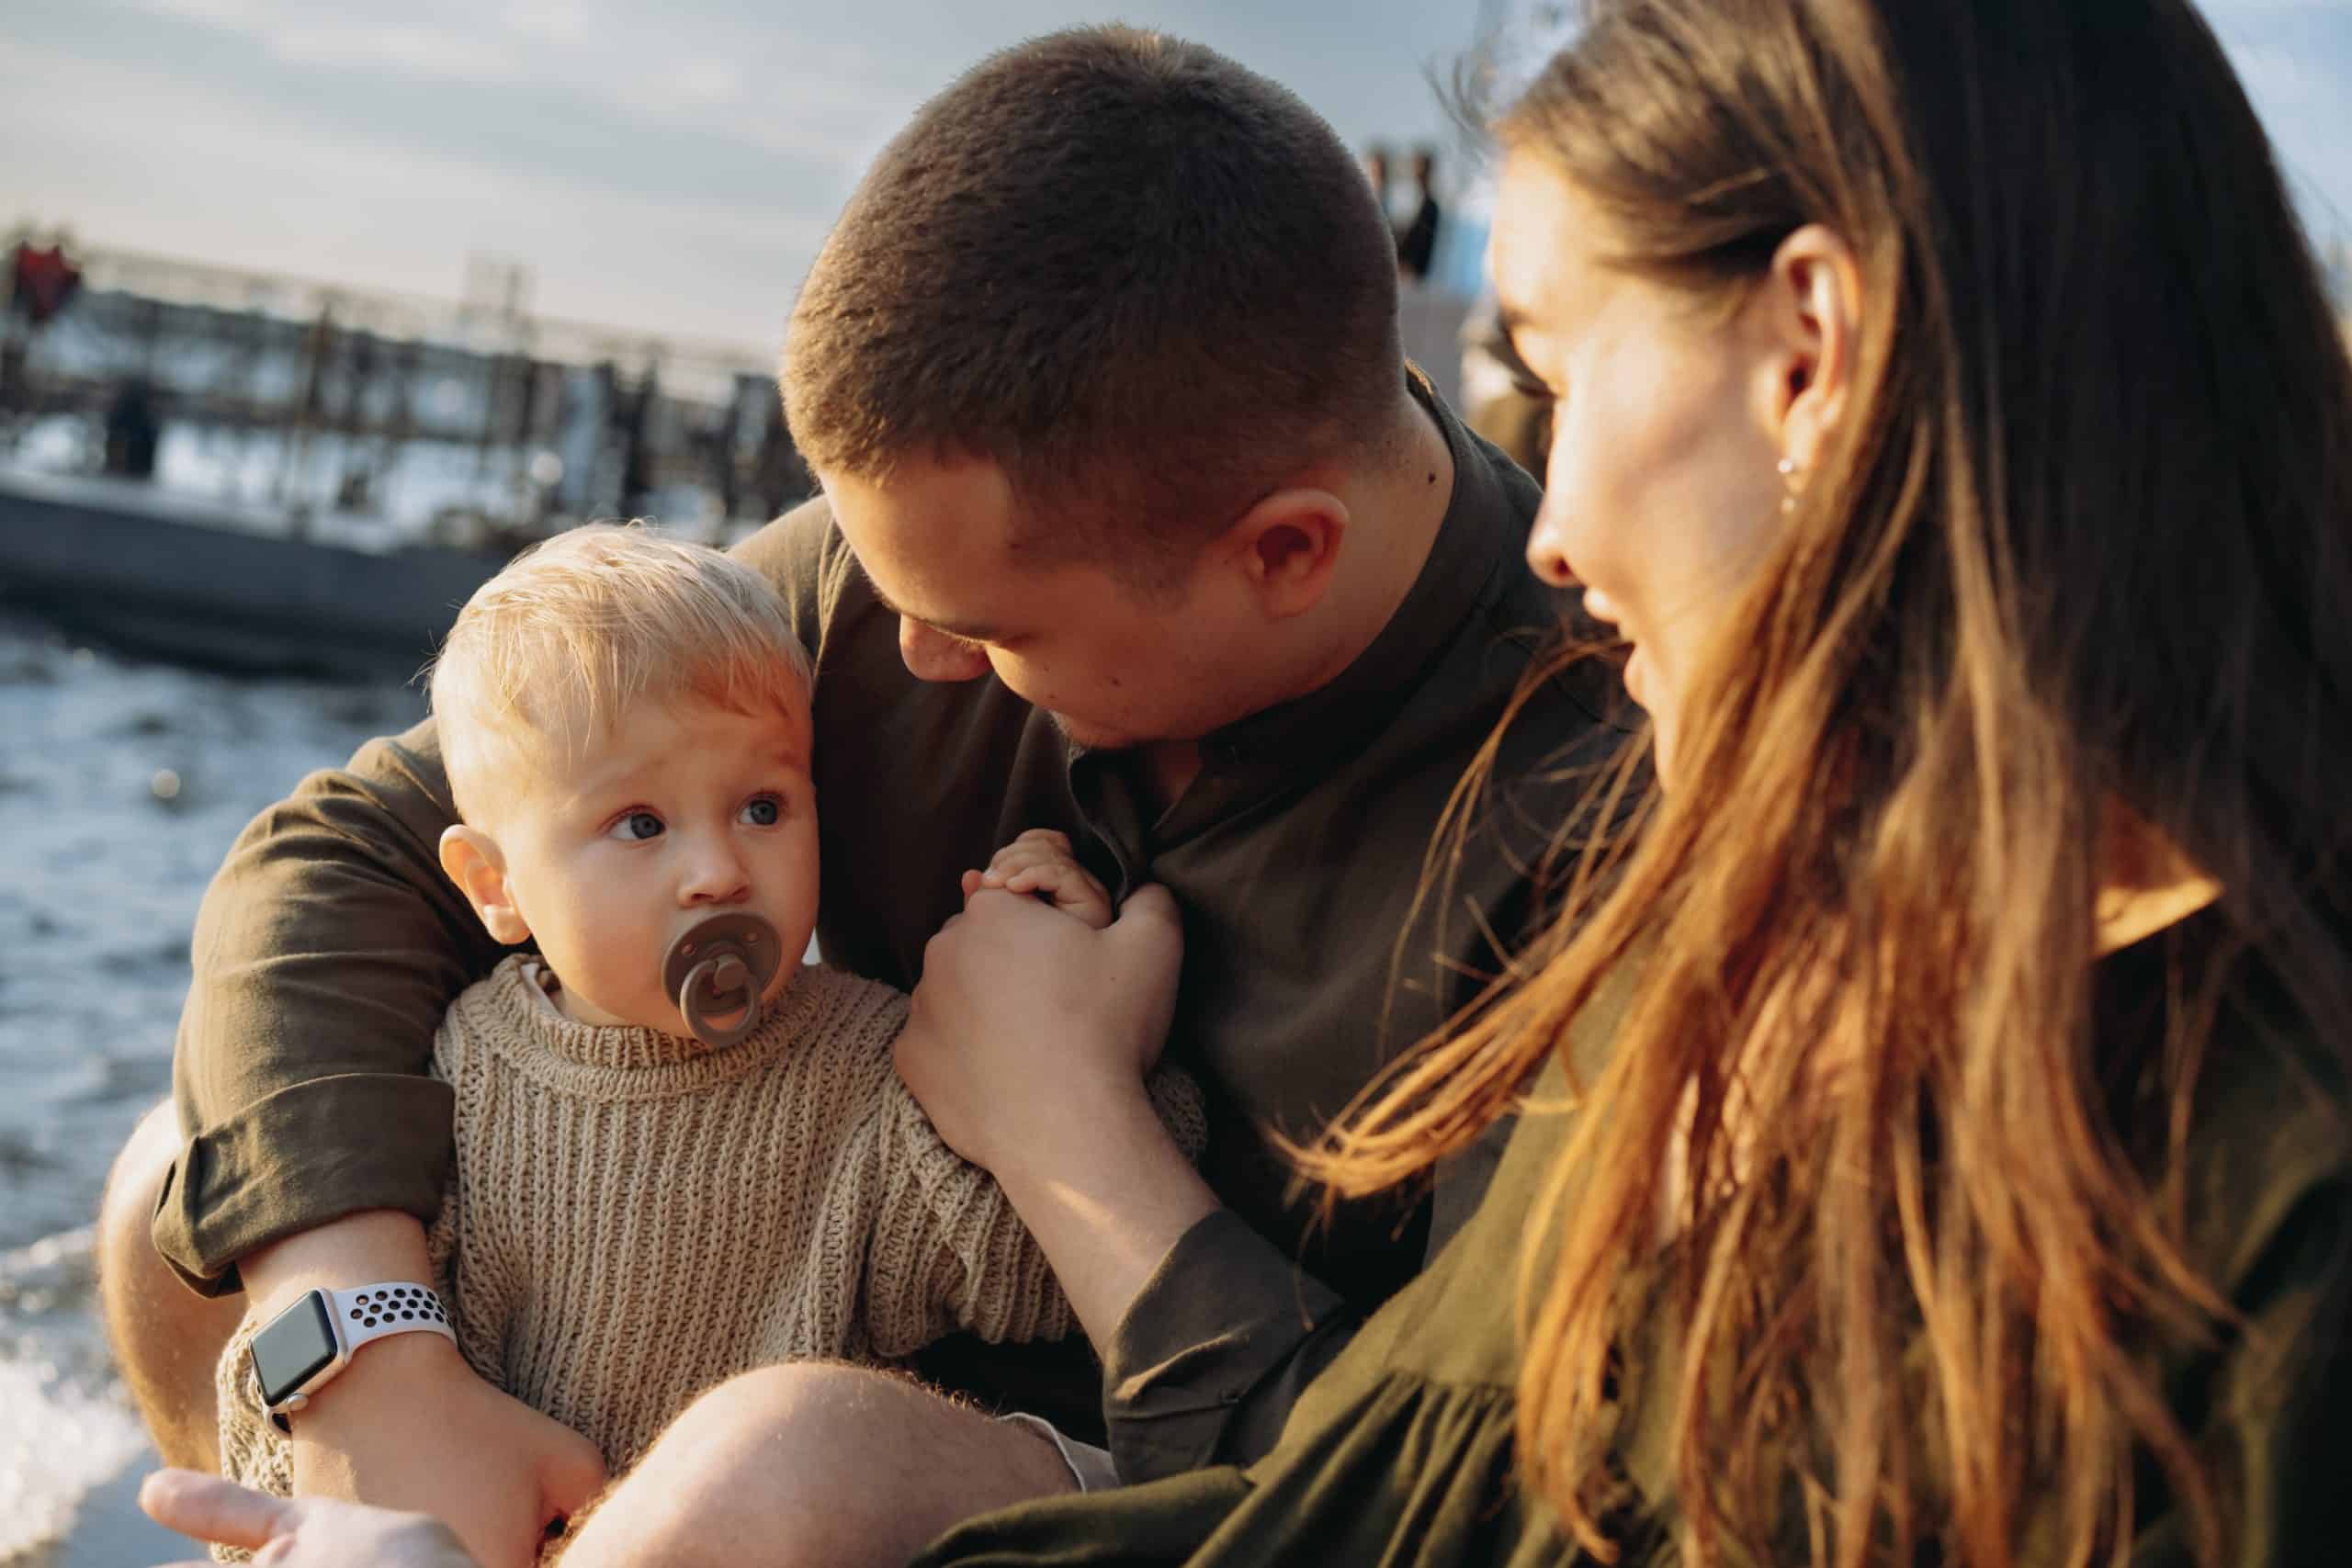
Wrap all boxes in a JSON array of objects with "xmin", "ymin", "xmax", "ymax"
[{"xmin": 661, "ymin": 912, "xmax": 784, "ymax": 1048}]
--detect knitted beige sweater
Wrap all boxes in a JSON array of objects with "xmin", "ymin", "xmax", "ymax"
[{"xmin": 215, "ymin": 954, "xmax": 1204, "ymax": 1514}]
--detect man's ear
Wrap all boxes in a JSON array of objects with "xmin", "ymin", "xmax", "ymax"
[
  {"xmin": 438, "ymin": 825, "xmax": 531, "ymax": 945},
  {"xmin": 1753, "ymin": 222, "xmax": 1862, "ymax": 475},
  {"xmin": 1217, "ymin": 488, "xmax": 1350, "ymax": 620}
]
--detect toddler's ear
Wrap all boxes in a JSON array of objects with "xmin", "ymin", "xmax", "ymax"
[{"xmin": 439, "ymin": 825, "xmax": 532, "ymax": 945}]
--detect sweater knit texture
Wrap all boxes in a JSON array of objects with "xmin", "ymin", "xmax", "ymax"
[{"xmin": 214, "ymin": 954, "xmax": 1205, "ymax": 1537}]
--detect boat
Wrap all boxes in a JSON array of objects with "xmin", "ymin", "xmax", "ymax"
[
  {"xmin": 0, "ymin": 465, "xmax": 502, "ymax": 682},
  {"xmin": 0, "ymin": 240, "xmax": 813, "ymax": 680}
]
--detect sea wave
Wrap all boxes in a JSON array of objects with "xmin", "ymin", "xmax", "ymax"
[
  {"xmin": 0, "ymin": 622, "xmax": 417, "ymax": 1562},
  {"xmin": 0, "ymin": 1228, "xmax": 148, "ymax": 1562}
]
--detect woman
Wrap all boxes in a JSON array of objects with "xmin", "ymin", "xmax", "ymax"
[
  {"xmin": 148, "ymin": 0, "xmax": 2352, "ymax": 1562},
  {"xmin": 919, "ymin": 0, "xmax": 2352, "ymax": 1561}
]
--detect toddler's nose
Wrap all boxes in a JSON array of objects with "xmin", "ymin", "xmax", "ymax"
[{"xmin": 679, "ymin": 843, "xmax": 752, "ymax": 907}]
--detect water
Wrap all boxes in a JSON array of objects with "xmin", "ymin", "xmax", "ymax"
[{"xmin": 0, "ymin": 614, "xmax": 419, "ymax": 1561}]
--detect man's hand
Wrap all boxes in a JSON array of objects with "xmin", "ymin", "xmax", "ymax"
[
  {"xmin": 238, "ymin": 1214, "xmax": 606, "ymax": 1568},
  {"xmin": 142, "ymin": 1468, "xmax": 481, "ymax": 1568},
  {"xmin": 287, "ymin": 1333, "xmax": 606, "ymax": 1568},
  {"xmin": 898, "ymin": 883, "xmax": 1216, "ymax": 1350},
  {"xmin": 900, "ymin": 882, "xmax": 1182, "ymax": 1174},
  {"xmin": 959, "ymin": 829, "xmax": 1114, "ymax": 929}
]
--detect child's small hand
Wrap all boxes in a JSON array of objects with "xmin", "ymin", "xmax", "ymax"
[{"xmin": 959, "ymin": 828, "xmax": 1113, "ymax": 929}]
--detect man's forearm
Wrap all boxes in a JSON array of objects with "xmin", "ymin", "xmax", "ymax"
[
  {"xmin": 235, "ymin": 1212, "xmax": 481, "ymax": 1476},
  {"xmin": 989, "ymin": 1083, "xmax": 1219, "ymax": 1355},
  {"xmin": 221, "ymin": 1213, "xmax": 609, "ymax": 1567},
  {"xmin": 240, "ymin": 1210, "xmax": 435, "ymax": 1321},
  {"xmin": 979, "ymin": 1081, "xmax": 1366, "ymax": 1481},
  {"xmin": 1098, "ymin": 1207, "xmax": 1357, "ymax": 1481},
  {"xmin": 161, "ymin": 724, "xmax": 481, "ymax": 1292},
  {"xmin": 237, "ymin": 1210, "xmax": 485, "ymax": 1450}
]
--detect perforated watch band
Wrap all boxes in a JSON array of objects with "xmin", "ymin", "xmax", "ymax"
[
  {"xmin": 262, "ymin": 1280, "xmax": 459, "ymax": 1434},
  {"xmin": 331, "ymin": 1281, "xmax": 458, "ymax": 1350}
]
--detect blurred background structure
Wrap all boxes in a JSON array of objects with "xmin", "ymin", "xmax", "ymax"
[
  {"xmin": 1, "ymin": 0, "xmax": 2347, "ymax": 1561},
  {"xmin": 1, "ymin": 231, "xmax": 805, "ymax": 678},
  {"xmin": 2, "ymin": 236, "xmax": 808, "ymax": 536}
]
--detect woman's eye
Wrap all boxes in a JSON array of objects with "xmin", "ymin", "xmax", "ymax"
[
  {"xmin": 608, "ymin": 811, "xmax": 665, "ymax": 841},
  {"xmin": 739, "ymin": 795, "xmax": 782, "ymax": 828}
]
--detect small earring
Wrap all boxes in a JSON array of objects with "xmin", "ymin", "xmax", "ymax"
[{"xmin": 1777, "ymin": 456, "xmax": 1800, "ymax": 513}]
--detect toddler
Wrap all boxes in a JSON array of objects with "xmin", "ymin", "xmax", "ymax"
[{"xmin": 211, "ymin": 525, "xmax": 1200, "ymax": 1534}]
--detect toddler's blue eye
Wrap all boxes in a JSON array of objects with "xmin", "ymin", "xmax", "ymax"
[
  {"xmin": 609, "ymin": 811, "xmax": 664, "ymax": 841},
  {"xmin": 740, "ymin": 796, "xmax": 782, "ymax": 827}
]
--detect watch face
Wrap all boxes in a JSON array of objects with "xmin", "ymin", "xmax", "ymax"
[{"xmin": 251, "ymin": 1291, "xmax": 340, "ymax": 1406}]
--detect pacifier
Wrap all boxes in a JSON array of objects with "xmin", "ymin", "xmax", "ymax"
[{"xmin": 662, "ymin": 912, "xmax": 784, "ymax": 1048}]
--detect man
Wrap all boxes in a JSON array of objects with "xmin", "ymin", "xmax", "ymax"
[{"xmin": 103, "ymin": 27, "xmax": 1618, "ymax": 1568}]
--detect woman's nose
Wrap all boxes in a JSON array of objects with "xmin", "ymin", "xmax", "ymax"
[
  {"xmin": 898, "ymin": 617, "xmax": 991, "ymax": 683},
  {"xmin": 1524, "ymin": 505, "xmax": 1578, "ymax": 589}
]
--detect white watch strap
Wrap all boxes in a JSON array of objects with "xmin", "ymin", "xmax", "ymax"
[{"xmin": 331, "ymin": 1281, "xmax": 458, "ymax": 1355}]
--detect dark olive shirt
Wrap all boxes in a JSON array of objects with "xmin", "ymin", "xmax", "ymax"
[
  {"xmin": 155, "ymin": 379, "xmax": 1624, "ymax": 1480},
  {"xmin": 914, "ymin": 911, "xmax": 2352, "ymax": 1566}
]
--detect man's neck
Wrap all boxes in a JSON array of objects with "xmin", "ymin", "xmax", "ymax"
[
  {"xmin": 1135, "ymin": 389, "xmax": 1457, "ymax": 816},
  {"xmin": 1138, "ymin": 739, "xmax": 1204, "ymax": 813},
  {"xmin": 1285, "ymin": 387, "xmax": 1456, "ymax": 698}
]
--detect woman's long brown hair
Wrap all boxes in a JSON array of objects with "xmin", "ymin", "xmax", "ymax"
[{"xmin": 1301, "ymin": 2, "xmax": 2352, "ymax": 1564}]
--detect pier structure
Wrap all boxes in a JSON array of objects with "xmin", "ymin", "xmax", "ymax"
[{"xmin": 0, "ymin": 241, "xmax": 812, "ymax": 537}]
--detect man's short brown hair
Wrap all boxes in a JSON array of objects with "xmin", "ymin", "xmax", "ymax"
[{"xmin": 783, "ymin": 26, "xmax": 1405, "ymax": 586}]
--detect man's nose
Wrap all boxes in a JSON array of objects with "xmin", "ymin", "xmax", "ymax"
[
  {"xmin": 678, "ymin": 837, "xmax": 752, "ymax": 906},
  {"xmin": 899, "ymin": 618, "xmax": 991, "ymax": 683}
]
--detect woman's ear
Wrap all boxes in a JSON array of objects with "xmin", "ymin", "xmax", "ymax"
[
  {"xmin": 1758, "ymin": 223, "xmax": 1863, "ymax": 474},
  {"xmin": 439, "ymin": 825, "xmax": 531, "ymax": 945}
]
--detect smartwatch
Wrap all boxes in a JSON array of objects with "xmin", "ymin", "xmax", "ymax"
[{"xmin": 250, "ymin": 1281, "xmax": 458, "ymax": 1434}]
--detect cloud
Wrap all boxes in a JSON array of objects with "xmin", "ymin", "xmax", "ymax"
[
  {"xmin": 29, "ymin": 0, "xmax": 2346, "ymax": 347},
  {"xmin": 120, "ymin": 0, "xmax": 899, "ymax": 154},
  {"xmin": 502, "ymin": 0, "xmax": 591, "ymax": 43},
  {"xmin": 637, "ymin": 57, "xmax": 744, "ymax": 110},
  {"xmin": 0, "ymin": 35, "xmax": 831, "ymax": 344},
  {"xmin": 140, "ymin": 0, "xmax": 261, "ymax": 23},
  {"xmin": 266, "ymin": 24, "xmax": 525, "ymax": 85},
  {"xmin": 138, "ymin": 0, "xmax": 523, "ymax": 85}
]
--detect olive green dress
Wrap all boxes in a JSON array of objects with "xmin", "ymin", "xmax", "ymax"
[{"xmin": 915, "ymin": 914, "xmax": 2352, "ymax": 1566}]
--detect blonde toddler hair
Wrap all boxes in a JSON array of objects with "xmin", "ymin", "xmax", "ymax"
[{"xmin": 428, "ymin": 524, "xmax": 813, "ymax": 825}]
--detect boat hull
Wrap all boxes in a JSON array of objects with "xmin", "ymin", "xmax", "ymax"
[{"xmin": 0, "ymin": 472, "xmax": 501, "ymax": 682}]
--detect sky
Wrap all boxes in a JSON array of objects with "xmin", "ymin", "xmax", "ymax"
[{"xmin": 6, "ymin": 0, "xmax": 2351, "ymax": 356}]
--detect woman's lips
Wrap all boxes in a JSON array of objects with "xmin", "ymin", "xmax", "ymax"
[{"xmin": 1577, "ymin": 588, "xmax": 1649, "ymax": 709}]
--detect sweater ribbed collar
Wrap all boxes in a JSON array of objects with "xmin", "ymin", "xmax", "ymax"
[{"xmin": 486, "ymin": 955, "xmax": 832, "ymax": 1074}]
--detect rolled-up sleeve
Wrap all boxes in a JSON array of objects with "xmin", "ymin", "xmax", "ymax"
[
  {"xmin": 154, "ymin": 723, "xmax": 496, "ymax": 1294},
  {"xmin": 1102, "ymin": 1207, "xmax": 1358, "ymax": 1483},
  {"xmin": 155, "ymin": 1073, "xmax": 459, "ymax": 1291}
]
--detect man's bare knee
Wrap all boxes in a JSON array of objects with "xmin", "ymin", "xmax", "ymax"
[
  {"xmin": 559, "ymin": 1362, "xmax": 1073, "ymax": 1568},
  {"xmin": 98, "ymin": 1100, "xmax": 243, "ymax": 1471}
]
